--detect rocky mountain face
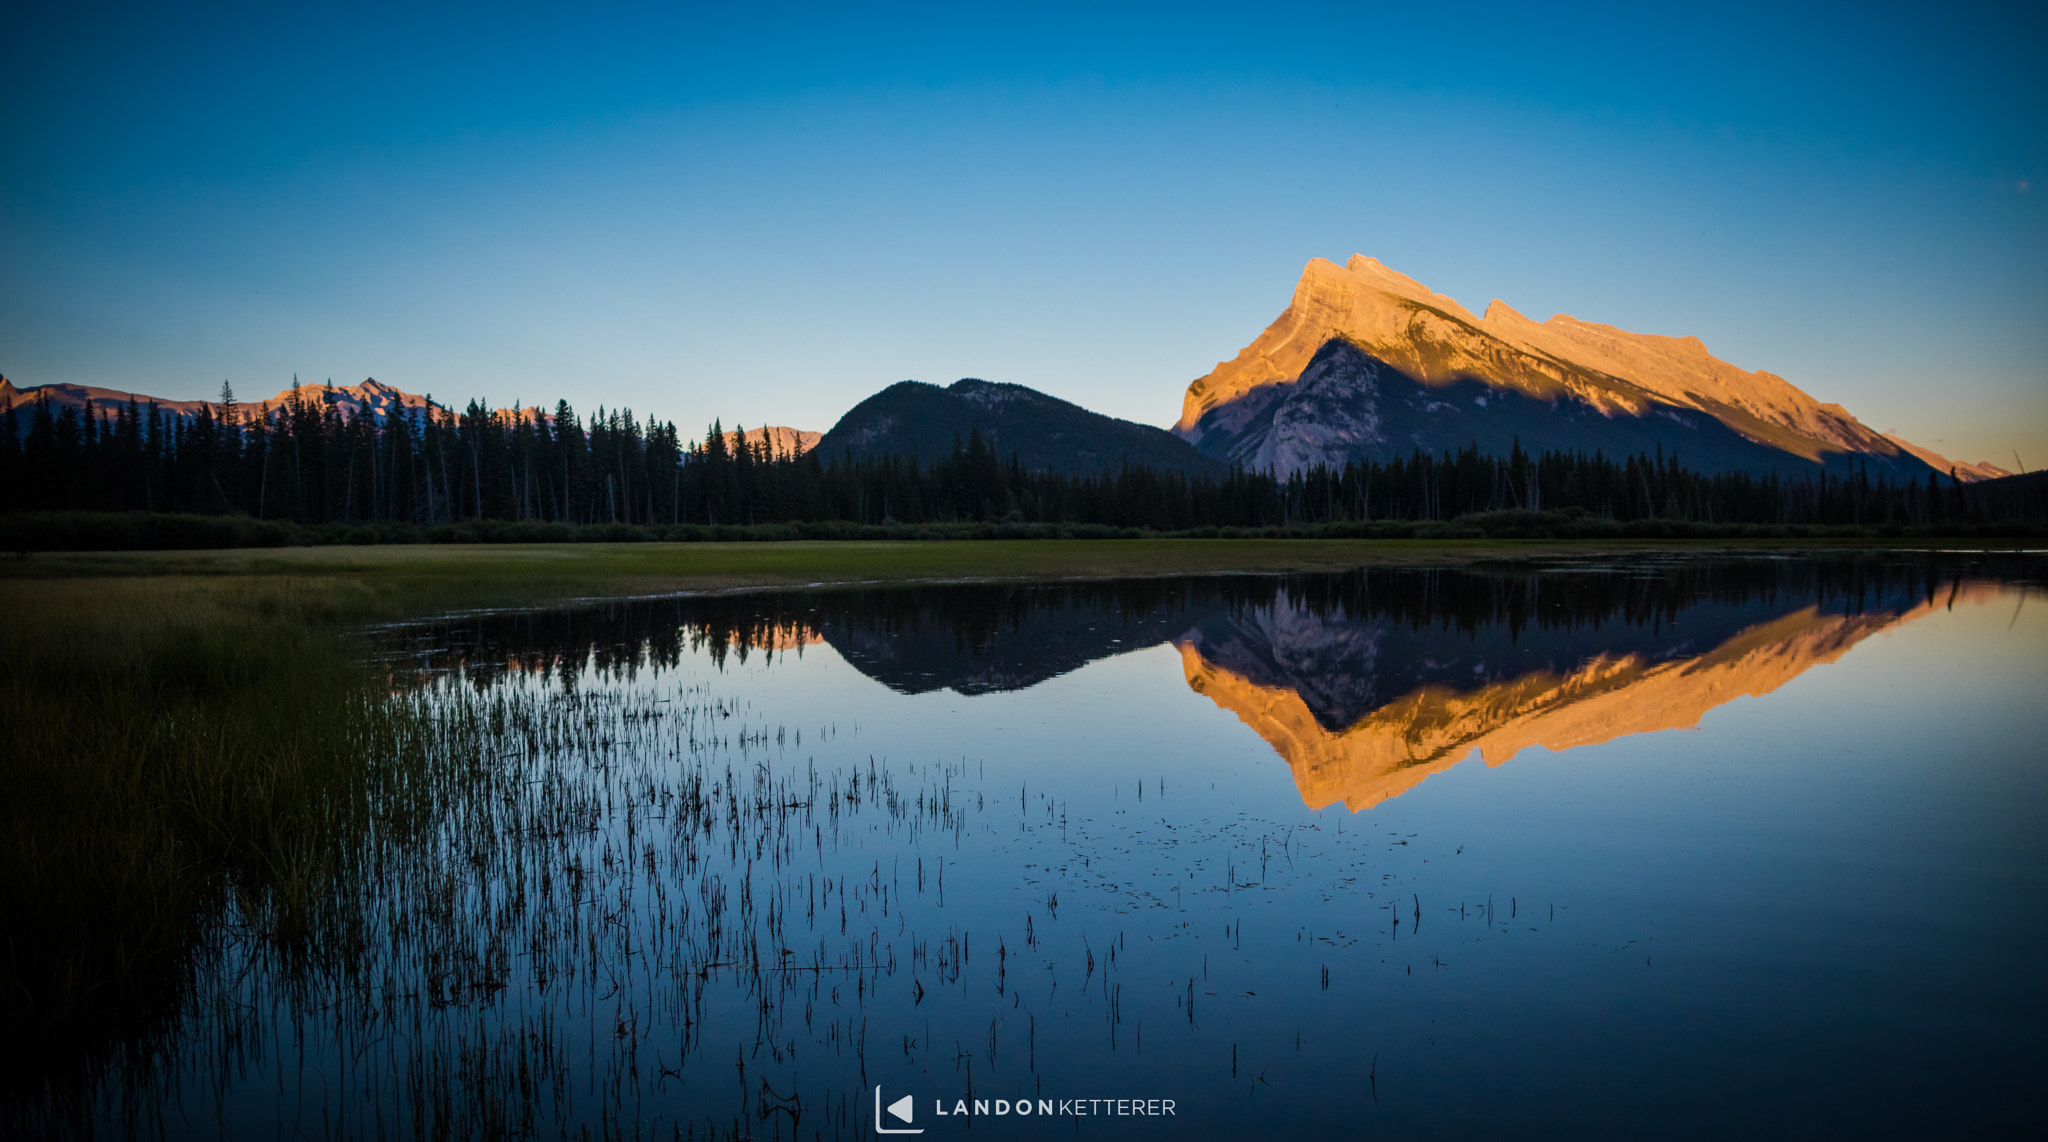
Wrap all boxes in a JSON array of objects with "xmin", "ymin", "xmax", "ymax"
[
  {"xmin": 1175, "ymin": 256, "xmax": 2008, "ymax": 481},
  {"xmin": 815, "ymin": 378, "xmax": 1225, "ymax": 477}
]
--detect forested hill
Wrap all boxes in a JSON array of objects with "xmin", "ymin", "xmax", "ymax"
[{"xmin": 814, "ymin": 379, "xmax": 1225, "ymax": 477}]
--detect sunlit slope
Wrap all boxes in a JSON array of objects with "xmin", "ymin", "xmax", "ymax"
[{"xmin": 1177, "ymin": 594, "xmax": 1974, "ymax": 811}]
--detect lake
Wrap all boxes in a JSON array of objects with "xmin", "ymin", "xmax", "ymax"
[{"xmin": 56, "ymin": 553, "xmax": 2048, "ymax": 1138}]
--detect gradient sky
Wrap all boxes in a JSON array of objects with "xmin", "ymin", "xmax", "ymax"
[{"xmin": 3, "ymin": 1, "xmax": 2043, "ymax": 466}]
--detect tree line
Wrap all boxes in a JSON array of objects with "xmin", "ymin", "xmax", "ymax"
[
  {"xmin": 3, "ymin": 383, "xmax": 2039, "ymax": 533},
  {"xmin": 3, "ymin": 383, "xmax": 688, "ymax": 525}
]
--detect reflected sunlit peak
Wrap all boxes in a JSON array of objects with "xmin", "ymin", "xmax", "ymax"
[{"xmin": 1174, "ymin": 589, "xmax": 1997, "ymax": 812}]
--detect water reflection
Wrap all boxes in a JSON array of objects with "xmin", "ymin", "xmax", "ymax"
[
  {"xmin": 1179, "ymin": 589, "xmax": 1996, "ymax": 810},
  {"xmin": 386, "ymin": 558, "xmax": 2019, "ymax": 813}
]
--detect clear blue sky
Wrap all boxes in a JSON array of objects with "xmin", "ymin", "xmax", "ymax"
[{"xmin": 3, "ymin": 1, "xmax": 2042, "ymax": 466}]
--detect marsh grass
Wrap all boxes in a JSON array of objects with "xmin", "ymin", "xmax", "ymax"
[
  {"xmin": 0, "ymin": 568, "xmax": 1000, "ymax": 1137},
  {"xmin": 0, "ymin": 578, "xmax": 470, "ymax": 1106}
]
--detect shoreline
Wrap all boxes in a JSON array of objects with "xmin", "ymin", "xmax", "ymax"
[{"xmin": 9, "ymin": 537, "xmax": 2045, "ymax": 627}]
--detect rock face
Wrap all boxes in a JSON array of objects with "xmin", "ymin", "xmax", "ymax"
[
  {"xmin": 1175, "ymin": 256, "xmax": 2008, "ymax": 481},
  {"xmin": 816, "ymin": 378, "xmax": 1225, "ymax": 477}
]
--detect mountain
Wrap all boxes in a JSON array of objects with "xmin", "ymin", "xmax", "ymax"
[
  {"xmin": 815, "ymin": 378, "xmax": 1225, "ymax": 476},
  {"xmin": 1175, "ymin": 256, "xmax": 2009, "ymax": 481},
  {"xmin": 0, "ymin": 375, "xmax": 441, "ymax": 430}
]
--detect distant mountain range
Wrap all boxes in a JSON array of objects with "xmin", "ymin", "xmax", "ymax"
[
  {"xmin": 811, "ymin": 379, "xmax": 1223, "ymax": 476},
  {"xmin": 0, "ymin": 376, "xmax": 439, "ymax": 428},
  {"xmin": 2, "ymin": 257, "xmax": 2010, "ymax": 482},
  {"xmin": 1175, "ymin": 256, "xmax": 2006, "ymax": 481},
  {"xmin": 0, "ymin": 375, "xmax": 823, "ymax": 454}
]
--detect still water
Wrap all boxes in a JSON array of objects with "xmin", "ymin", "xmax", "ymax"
[{"xmin": 91, "ymin": 556, "xmax": 2048, "ymax": 1137}]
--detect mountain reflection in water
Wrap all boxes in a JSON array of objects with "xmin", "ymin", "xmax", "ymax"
[
  {"xmin": 385, "ymin": 558, "xmax": 2002, "ymax": 810},
  {"xmin": 1180, "ymin": 599, "xmax": 1962, "ymax": 810}
]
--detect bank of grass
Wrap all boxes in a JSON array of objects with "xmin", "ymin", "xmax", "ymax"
[
  {"xmin": 0, "ymin": 576, "xmax": 491, "ymax": 1108},
  {"xmin": 3, "ymin": 507, "xmax": 2045, "ymax": 557}
]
